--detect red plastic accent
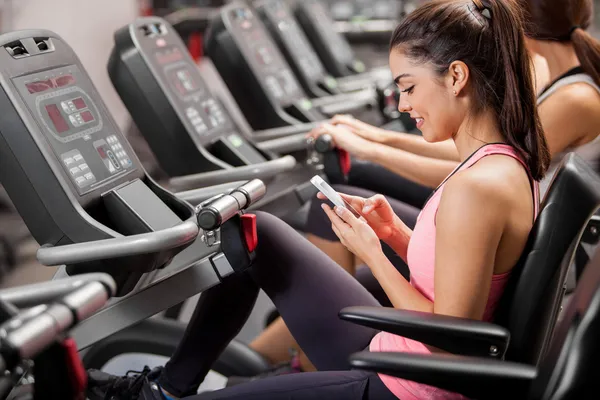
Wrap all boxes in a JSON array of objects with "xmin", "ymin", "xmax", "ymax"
[
  {"xmin": 188, "ymin": 33, "xmax": 203, "ymax": 62},
  {"xmin": 241, "ymin": 214, "xmax": 258, "ymax": 253},
  {"xmin": 62, "ymin": 337, "xmax": 87, "ymax": 399},
  {"xmin": 337, "ymin": 149, "xmax": 351, "ymax": 176}
]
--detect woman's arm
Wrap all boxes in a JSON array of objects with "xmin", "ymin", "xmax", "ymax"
[
  {"xmin": 314, "ymin": 123, "xmax": 459, "ymax": 188},
  {"xmin": 336, "ymin": 193, "xmax": 414, "ymax": 261},
  {"xmin": 432, "ymin": 172, "xmax": 507, "ymax": 320},
  {"xmin": 330, "ymin": 115, "xmax": 460, "ymax": 161},
  {"xmin": 322, "ymin": 205, "xmax": 433, "ymax": 313},
  {"xmin": 378, "ymin": 134, "xmax": 460, "ymax": 162},
  {"xmin": 321, "ymin": 170, "xmax": 507, "ymax": 316},
  {"xmin": 367, "ymin": 251, "xmax": 434, "ymax": 312},
  {"xmin": 368, "ymin": 144, "xmax": 459, "ymax": 189}
]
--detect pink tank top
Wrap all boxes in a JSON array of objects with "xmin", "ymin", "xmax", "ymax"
[{"xmin": 369, "ymin": 144, "xmax": 540, "ymax": 400}]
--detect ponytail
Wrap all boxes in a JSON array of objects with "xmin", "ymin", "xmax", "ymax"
[
  {"xmin": 483, "ymin": 0, "xmax": 550, "ymax": 180},
  {"xmin": 571, "ymin": 28, "xmax": 600, "ymax": 87},
  {"xmin": 517, "ymin": 0, "xmax": 600, "ymax": 87}
]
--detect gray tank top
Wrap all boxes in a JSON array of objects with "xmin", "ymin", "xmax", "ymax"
[{"xmin": 538, "ymin": 72, "xmax": 600, "ymax": 197}]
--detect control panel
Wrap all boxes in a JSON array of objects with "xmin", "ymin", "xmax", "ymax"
[
  {"xmin": 151, "ymin": 44, "xmax": 235, "ymax": 146},
  {"xmin": 110, "ymin": 17, "xmax": 268, "ymax": 176},
  {"xmin": 226, "ymin": 6, "xmax": 304, "ymax": 106},
  {"xmin": 326, "ymin": 0, "xmax": 402, "ymax": 21},
  {"xmin": 295, "ymin": 0, "xmax": 366, "ymax": 77},
  {"xmin": 306, "ymin": 0, "xmax": 355, "ymax": 66},
  {"xmin": 13, "ymin": 65, "xmax": 136, "ymax": 195},
  {"xmin": 262, "ymin": 0, "xmax": 326, "ymax": 82},
  {"xmin": 257, "ymin": 0, "xmax": 340, "ymax": 96}
]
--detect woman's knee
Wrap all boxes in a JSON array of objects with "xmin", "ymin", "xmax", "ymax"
[
  {"xmin": 254, "ymin": 211, "xmax": 292, "ymax": 242},
  {"xmin": 254, "ymin": 211, "xmax": 307, "ymax": 262}
]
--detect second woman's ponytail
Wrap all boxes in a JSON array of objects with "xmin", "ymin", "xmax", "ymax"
[
  {"xmin": 571, "ymin": 27, "xmax": 600, "ymax": 87},
  {"xmin": 483, "ymin": 0, "xmax": 550, "ymax": 180}
]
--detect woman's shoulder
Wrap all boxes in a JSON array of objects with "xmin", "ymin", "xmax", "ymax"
[
  {"xmin": 542, "ymin": 81, "xmax": 600, "ymax": 120},
  {"xmin": 440, "ymin": 155, "xmax": 528, "ymax": 213},
  {"xmin": 540, "ymin": 81, "xmax": 600, "ymax": 146}
]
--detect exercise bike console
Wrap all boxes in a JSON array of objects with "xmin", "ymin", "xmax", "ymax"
[
  {"xmin": 205, "ymin": 1, "xmax": 325, "ymax": 130},
  {"xmin": 255, "ymin": 0, "xmax": 340, "ymax": 98},
  {"xmin": 0, "ymin": 30, "xmax": 262, "ymax": 301},
  {"xmin": 110, "ymin": 17, "xmax": 267, "ymax": 177}
]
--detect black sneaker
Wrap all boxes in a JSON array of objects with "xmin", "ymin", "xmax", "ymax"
[{"xmin": 86, "ymin": 366, "xmax": 165, "ymax": 400}]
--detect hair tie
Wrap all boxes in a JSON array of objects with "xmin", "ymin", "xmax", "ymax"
[
  {"xmin": 557, "ymin": 25, "xmax": 581, "ymax": 41},
  {"xmin": 569, "ymin": 25, "xmax": 580, "ymax": 36}
]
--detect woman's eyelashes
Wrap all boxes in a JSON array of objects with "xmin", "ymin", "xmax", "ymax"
[{"xmin": 401, "ymin": 85, "xmax": 415, "ymax": 95}]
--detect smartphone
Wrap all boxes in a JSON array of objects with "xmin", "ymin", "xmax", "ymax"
[{"xmin": 310, "ymin": 175, "xmax": 361, "ymax": 218}]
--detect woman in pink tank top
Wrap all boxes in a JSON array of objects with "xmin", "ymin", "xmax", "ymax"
[
  {"xmin": 319, "ymin": 0, "xmax": 550, "ymax": 398},
  {"xmin": 86, "ymin": 1, "xmax": 552, "ymax": 400}
]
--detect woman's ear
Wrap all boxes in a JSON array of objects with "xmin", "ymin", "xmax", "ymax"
[{"xmin": 447, "ymin": 60, "xmax": 470, "ymax": 96}]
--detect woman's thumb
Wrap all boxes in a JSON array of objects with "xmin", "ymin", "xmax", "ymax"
[
  {"xmin": 362, "ymin": 199, "xmax": 374, "ymax": 214},
  {"xmin": 363, "ymin": 195, "xmax": 386, "ymax": 214}
]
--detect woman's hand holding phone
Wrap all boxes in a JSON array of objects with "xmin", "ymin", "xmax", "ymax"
[{"xmin": 318, "ymin": 192, "xmax": 403, "ymax": 241}]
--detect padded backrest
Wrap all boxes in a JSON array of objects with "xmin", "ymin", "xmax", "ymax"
[
  {"xmin": 494, "ymin": 153, "xmax": 600, "ymax": 365},
  {"xmin": 528, "ymin": 248, "xmax": 600, "ymax": 399}
]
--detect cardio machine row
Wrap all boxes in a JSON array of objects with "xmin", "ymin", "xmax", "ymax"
[
  {"xmin": 113, "ymin": 0, "xmax": 404, "ymax": 224},
  {"xmin": 0, "ymin": 1, "xmax": 597, "ymax": 399},
  {"xmin": 0, "ymin": 0, "xmax": 397, "ymax": 385}
]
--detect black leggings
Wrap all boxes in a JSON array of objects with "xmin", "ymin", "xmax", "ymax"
[
  {"xmin": 305, "ymin": 183, "xmax": 421, "ymax": 306},
  {"xmin": 156, "ymin": 212, "xmax": 398, "ymax": 400}
]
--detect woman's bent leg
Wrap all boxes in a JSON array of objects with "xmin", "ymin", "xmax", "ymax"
[
  {"xmin": 248, "ymin": 211, "xmax": 381, "ymax": 371},
  {"xmin": 250, "ymin": 188, "xmax": 419, "ymax": 368},
  {"xmin": 157, "ymin": 274, "xmax": 260, "ymax": 397},
  {"xmin": 159, "ymin": 211, "xmax": 383, "ymax": 395},
  {"xmin": 183, "ymin": 212, "xmax": 396, "ymax": 399}
]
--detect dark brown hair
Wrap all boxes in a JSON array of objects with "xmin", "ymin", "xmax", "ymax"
[
  {"xmin": 519, "ymin": 0, "xmax": 600, "ymax": 86},
  {"xmin": 390, "ymin": 0, "xmax": 550, "ymax": 180}
]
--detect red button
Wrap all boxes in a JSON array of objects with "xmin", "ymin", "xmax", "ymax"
[
  {"xmin": 241, "ymin": 214, "xmax": 258, "ymax": 253},
  {"xmin": 62, "ymin": 337, "xmax": 87, "ymax": 398},
  {"xmin": 337, "ymin": 149, "xmax": 351, "ymax": 176}
]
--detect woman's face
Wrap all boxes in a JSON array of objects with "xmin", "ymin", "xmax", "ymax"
[{"xmin": 389, "ymin": 49, "xmax": 465, "ymax": 142}]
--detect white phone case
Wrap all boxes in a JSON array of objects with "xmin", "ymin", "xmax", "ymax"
[{"xmin": 310, "ymin": 175, "xmax": 360, "ymax": 217}]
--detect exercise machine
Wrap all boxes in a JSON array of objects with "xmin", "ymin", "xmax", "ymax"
[
  {"xmin": 0, "ymin": 29, "xmax": 270, "ymax": 379},
  {"xmin": 108, "ymin": 16, "xmax": 345, "ymax": 221},
  {"xmin": 0, "ymin": 273, "xmax": 115, "ymax": 399},
  {"xmin": 204, "ymin": 1, "xmax": 384, "ymax": 131},
  {"xmin": 293, "ymin": 0, "xmax": 390, "ymax": 83}
]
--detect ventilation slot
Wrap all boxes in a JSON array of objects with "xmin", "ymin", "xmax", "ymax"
[
  {"xmin": 34, "ymin": 37, "xmax": 53, "ymax": 53},
  {"xmin": 5, "ymin": 41, "xmax": 28, "ymax": 58},
  {"xmin": 141, "ymin": 23, "xmax": 166, "ymax": 37}
]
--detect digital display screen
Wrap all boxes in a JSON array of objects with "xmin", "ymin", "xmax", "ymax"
[
  {"xmin": 45, "ymin": 104, "xmax": 69, "ymax": 133},
  {"xmin": 26, "ymin": 74, "xmax": 75, "ymax": 94},
  {"xmin": 155, "ymin": 46, "xmax": 184, "ymax": 65}
]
